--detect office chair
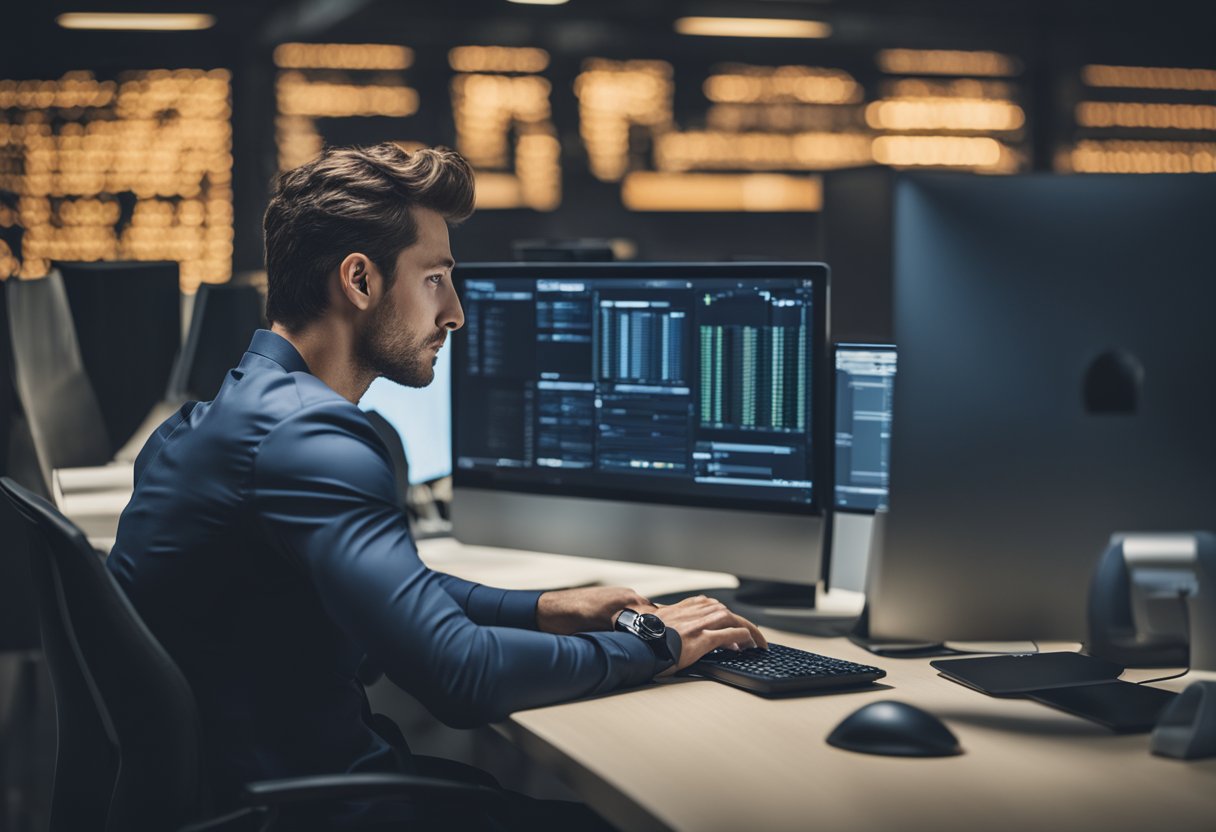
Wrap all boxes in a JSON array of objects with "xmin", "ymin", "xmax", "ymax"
[
  {"xmin": 0, "ymin": 496, "xmax": 51, "ymax": 832},
  {"xmin": 56, "ymin": 260, "xmax": 182, "ymax": 454},
  {"xmin": 169, "ymin": 282, "xmax": 266, "ymax": 403},
  {"xmin": 5, "ymin": 271, "xmax": 113, "ymax": 493},
  {"xmin": 0, "ymin": 477, "xmax": 506, "ymax": 832},
  {"xmin": 113, "ymin": 282, "xmax": 267, "ymax": 464}
]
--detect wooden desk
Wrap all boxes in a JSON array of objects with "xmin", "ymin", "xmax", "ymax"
[{"xmin": 418, "ymin": 538, "xmax": 1216, "ymax": 832}]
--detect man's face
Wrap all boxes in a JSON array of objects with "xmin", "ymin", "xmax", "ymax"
[{"xmin": 356, "ymin": 207, "xmax": 464, "ymax": 388}]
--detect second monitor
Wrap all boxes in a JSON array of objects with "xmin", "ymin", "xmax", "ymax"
[
  {"xmin": 450, "ymin": 262, "xmax": 831, "ymax": 600},
  {"xmin": 833, "ymin": 343, "xmax": 896, "ymax": 514}
]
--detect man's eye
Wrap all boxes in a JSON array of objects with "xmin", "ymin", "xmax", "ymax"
[{"xmin": 427, "ymin": 274, "xmax": 443, "ymax": 285}]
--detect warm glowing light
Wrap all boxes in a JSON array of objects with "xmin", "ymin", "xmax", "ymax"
[
  {"xmin": 871, "ymin": 135, "xmax": 1008, "ymax": 169},
  {"xmin": 0, "ymin": 69, "xmax": 233, "ymax": 290},
  {"xmin": 1060, "ymin": 140, "xmax": 1216, "ymax": 173},
  {"xmin": 273, "ymin": 42, "xmax": 413, "ymax": 70},
  {"xmin": 703, "ymin": 65, "xmax": 861, "ymax": 105},
  {"xmin": 884, "ymin": 78, "xmax": 1015, "ymax": 100},
  {"xmin": 472, "ymin": 173, "xmax": 521, "ymax": 208},
  {"xmin": 277, "ymin": 72, "xmax": 418, "ymax": 117},
  {"xmin": 449, "ymin": 65, "xmax": 561, "ymax": 209},
  {"xmin": 706, "ymin": 104, "xmax": 857, "ymax": 132},
  {"xmin": 56, "ymin": 12, "xmax": 216, "ymax": 31},
  {"xmin": 506, "ymin": 0, "xmax": 569, "ymax": 5},
  {"xmin": 451, "ymin": 73, "xmax": 552, "ymax": 158},
  {"xmin": 655, "ymin": 131, "xmax": 872, "ymax": 172},
  {"xmin": 877, "ymin": 49, "xmax": 1020, "ymax": 77},
  {"xmin": 1081, "ymin": 65, "xmax": 1216, "ymax": 92},
  {"xmin": 1076, "ymin": 101, "xmax": 1216, "ymax": 131},
  {"xmin": 675, "ymin": 17, "xmax": 831, "ymax": 39},
  {"xmin": 866, "ymin": 97, "xmax": 1025, "ymax": 131},
  {"xmin": 622, "ymin": 173, "xmax": 822, "ymax": 212},
  {"xmin": 275, "ymin": 116, "xmax": 322, "ymax": 171},
  {"xmin": 449, "ymin": 46, "xmax": 550, "ymax": 73},
  {"xmin": 575, "ymin": 60, "xmax": 674, "ymax": 182}
]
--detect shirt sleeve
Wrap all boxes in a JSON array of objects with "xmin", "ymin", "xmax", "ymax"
[
  {"xmin": 431, "ymin": 573, "xmax": 544, "ymax": 631},
  {"xmin": 251, "ymin": 401, "xmax": 674, "ymax": 728}
]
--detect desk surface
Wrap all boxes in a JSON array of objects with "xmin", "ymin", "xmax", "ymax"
[{"xmin": 419, "ymin": 538, "xmax": 1216, "ymax": 832}]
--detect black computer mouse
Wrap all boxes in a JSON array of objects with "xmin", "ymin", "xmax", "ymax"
[{"xmin": 826, "ymin": 700, "xmax": 962, "ymax": 757}]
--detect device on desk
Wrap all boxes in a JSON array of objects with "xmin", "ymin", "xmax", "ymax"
[
  {"xmin": 450, "ymin": 262, "xmax": 838, "ymax": 630},
  {"xmin": 828, "ymin": 343, "xmax": 896, "ymax": 597},
  {"xmin": 866, "ymin": 173, "xmax": 1216, "ymax": 646},
  {"xmin": 827, "ymin": 700, "xmax": 961, "ymax": 757},
  {"xmin": 685, "ymin": 643, "xmax": 885, "ymax": 695},
  {"xmin": 832, "ymin": 343, "xmax": 895, "ymax": 514},
  {"xmin": 930, "ymin": 652, "xmax": 1179, "ymax": 733},
  {"xmin": 1087, "ymin": 532, "xmax": 1216, "ymax": 670}
]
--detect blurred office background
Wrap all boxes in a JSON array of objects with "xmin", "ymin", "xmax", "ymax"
[{"xmin": 1, "ymin": 0, "xmax": 1213, "ymax": 828}]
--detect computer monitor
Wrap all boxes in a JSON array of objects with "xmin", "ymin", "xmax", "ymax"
[
  {"xmin": 450, "ymin": 262, "xmax": 831, "ymax": 597},
  {"xmin": 359, "ymin": 344, "xmax": 454, "ymax": 485},
  {"xmin": 833, "ymin": 343, "xmax": 896, "ymax": 513},
  {"xmin": 869, "ymin": 173, "xmax": 1216, "ymax": 643}
]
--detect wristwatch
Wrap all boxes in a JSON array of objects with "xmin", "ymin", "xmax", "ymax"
[{"xmin": 614, "ymin": 609, "xmax": 676, "ymax": 661}]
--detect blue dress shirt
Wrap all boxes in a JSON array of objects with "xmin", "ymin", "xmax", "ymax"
[{"xmin": 107, "ymin": 330, "xmax": 671, "ymax": 817}]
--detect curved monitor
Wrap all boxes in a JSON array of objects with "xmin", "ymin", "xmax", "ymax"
[{"xmin": 450, "ymin": 262, "xmax": 831, "ymax": 585}]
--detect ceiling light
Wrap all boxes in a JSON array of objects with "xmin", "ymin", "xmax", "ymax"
[
  {"xmin": 675, "ymin": 17, "xmax": 831, "ymax": 39},
  {"xmin": 56, "ymin": 13, "xmax": 216, "ymax": 31},
  {"xmin": 506, "ymin": 0, "xmax": 570, "ymax": 6}
]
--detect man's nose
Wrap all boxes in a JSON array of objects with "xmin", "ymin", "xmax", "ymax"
[{"xmin": 442, "ymin": 291, "xmax": 465, "ymax": 331}]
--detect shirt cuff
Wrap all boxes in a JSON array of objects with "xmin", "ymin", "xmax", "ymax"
[
  {"xmin": 464, "ymin": 585, "xmax": 544, "ymax": 630},
  {"xmin": 580, "ymin": 630, "xmax": 679, "ymax": 688}
]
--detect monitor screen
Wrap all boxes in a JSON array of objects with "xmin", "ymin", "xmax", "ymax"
[
  {"xmin": 452, "ymin": 263, "xmax": 828, "ymax": 515},
  {"xmin": 833, "ymin": 343, "xmax": 896, "ymax": 512},
  {"xmin": 358, "ymin": 343, "xmax": 453, "ymax": 485}
]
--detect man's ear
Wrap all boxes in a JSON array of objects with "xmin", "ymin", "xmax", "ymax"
[{"xmin": 337, "ymin": 253, "xmax": 377, "ymax": 311}]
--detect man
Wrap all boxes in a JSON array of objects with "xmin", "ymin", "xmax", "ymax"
[{"xmin": 108, "ymin": 143, "xmax": 764, "ymax": 830}]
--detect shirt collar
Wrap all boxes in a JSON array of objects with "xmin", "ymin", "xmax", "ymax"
[{"xmin": 245, "ymin": 329, "xmax": 312, "ymax": 376}]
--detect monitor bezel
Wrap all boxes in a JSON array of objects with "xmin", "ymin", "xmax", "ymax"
[
  {"xmin": 450, "ymin": 261, "xmax": 832, "ymax": 517},
  {"xmin": 831, "ymin": 341, "xmax": 897, "ymax": 516}
]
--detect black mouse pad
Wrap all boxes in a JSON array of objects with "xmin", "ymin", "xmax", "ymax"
[
  {"xmin": 1027, "ymin": 681, "xmax": 1177, "ymax": 733},
  {"xmin": 930, "ymin": 652, "xmax": 1124, "ymax": 695}
]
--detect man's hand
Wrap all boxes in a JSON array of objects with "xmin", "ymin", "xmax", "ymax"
[
  {"xmin": 537, "ymin": 586, "xmax": 652, "ymax": 635},
  {"xmin": 650, "ymin": 595, "xmax": 768, "ymax": 674}
]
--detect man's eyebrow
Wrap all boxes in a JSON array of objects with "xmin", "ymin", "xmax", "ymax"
[{"xmin": 427, "ymin": 257, "xmax": 456, "ymax": 270}]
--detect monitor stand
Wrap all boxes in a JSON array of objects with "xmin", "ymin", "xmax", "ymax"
[
  {"xmin": 652, "ymin": 579, "xmax": 860, "ymax": 638},
  {"xmin": 846, "ymin": 601, "xmax": 958, "ymax": 658}
]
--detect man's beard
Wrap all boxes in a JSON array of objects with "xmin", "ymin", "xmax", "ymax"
[{"xmin": 356, "ymin": 297, "xmax": 443, "ymax": 388}]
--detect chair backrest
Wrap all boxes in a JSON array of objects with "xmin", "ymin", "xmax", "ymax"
[
  {"xmin": 169, "ymin": 283, "xmax": 265, "ymax": 402},
  {"xmin": 0, "ymin": 477, "xmax": 207, "ymax": 832},
  {"xmin": 0, "ymin": 479, "xmax": 40, "ymax": 652},
  {"xmin": 5, "ymin": 271, "xmax": 112, "ymax": 491},
  {"xmin": 56, "ymin": 260, "xmax": 182, "ymax": 454}
]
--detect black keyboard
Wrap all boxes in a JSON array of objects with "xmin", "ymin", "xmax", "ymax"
[{"xmin": 683, "ymin": 643, "xmax": 886, "ymax": 695}]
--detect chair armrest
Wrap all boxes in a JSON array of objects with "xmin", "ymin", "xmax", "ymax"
[{"xmin": 243, "ymin": 772, "xmax": 506, "ymax": 809}]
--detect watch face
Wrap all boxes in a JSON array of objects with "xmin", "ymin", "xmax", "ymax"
[{"xmin": 637, "ymin": 613, "xmax": 665, "ymax": 638}]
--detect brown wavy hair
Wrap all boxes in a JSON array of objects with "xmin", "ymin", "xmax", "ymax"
[{"xmin": 263, "ymin": 143, "xmax": 475, "ymax": 329}]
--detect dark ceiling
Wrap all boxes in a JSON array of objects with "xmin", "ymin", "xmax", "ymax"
[{"xmin": 3, "ymin": 0, "xmax": 1215, "ymax": 79}]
